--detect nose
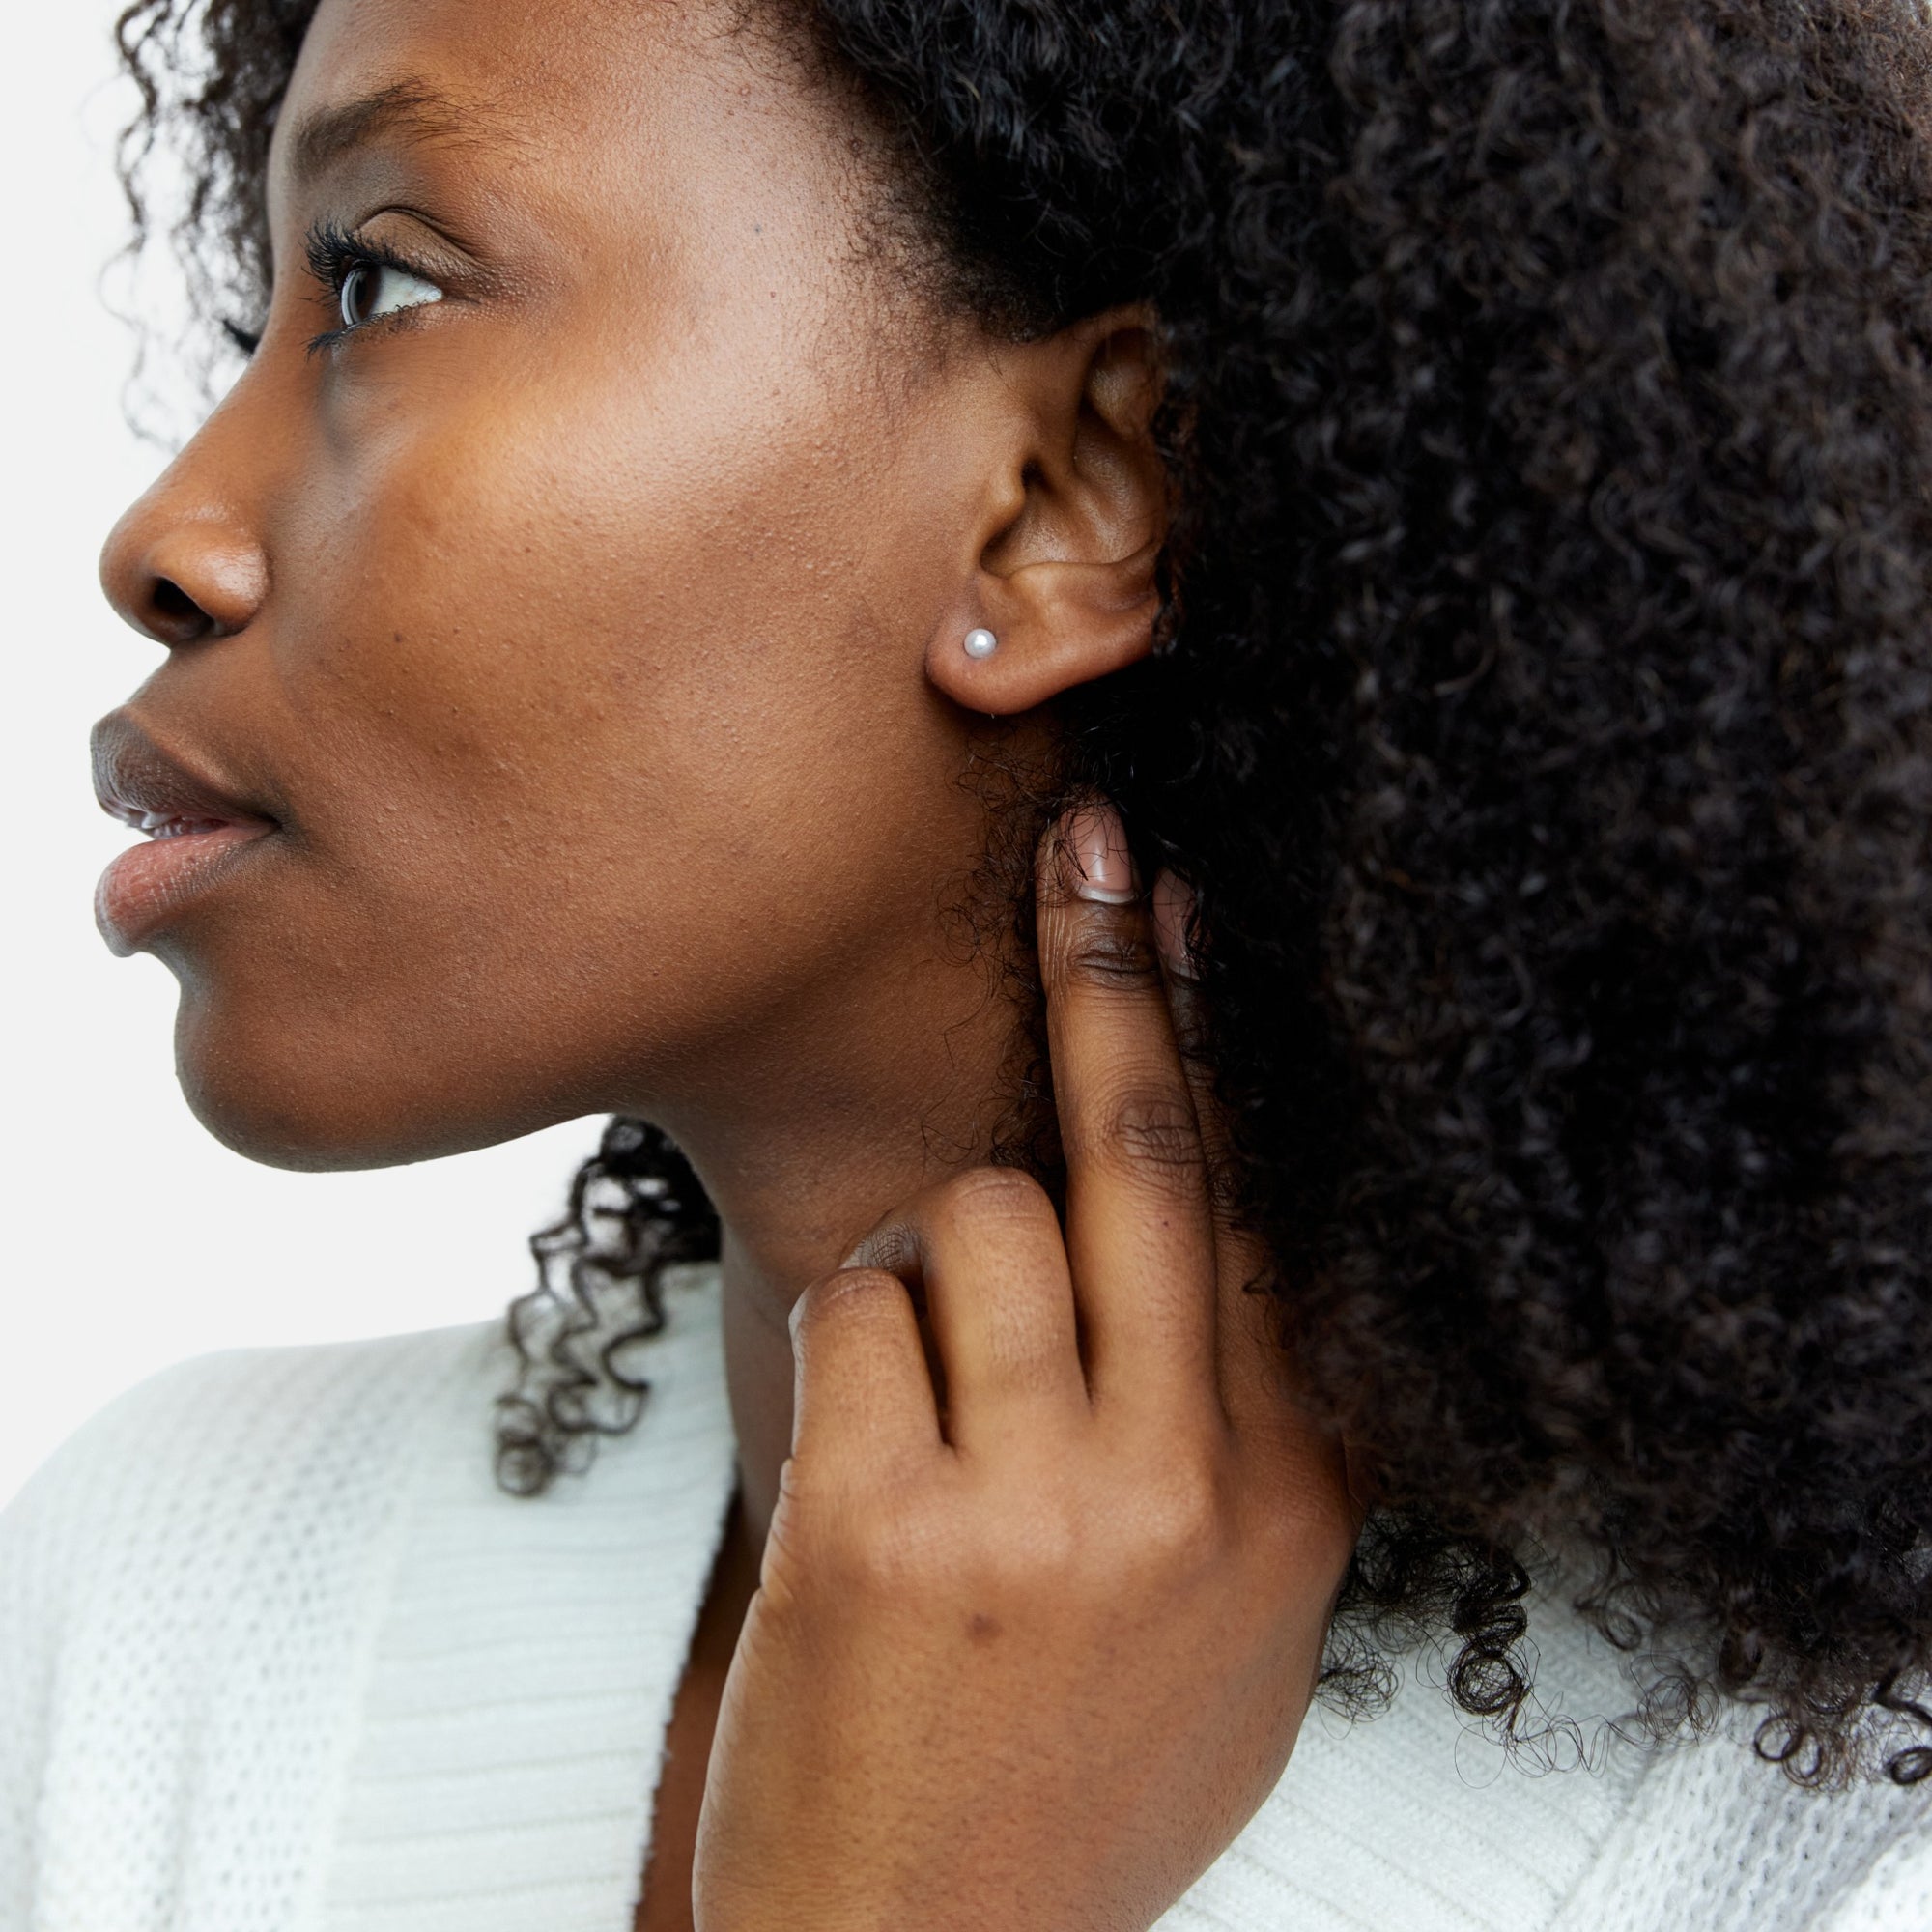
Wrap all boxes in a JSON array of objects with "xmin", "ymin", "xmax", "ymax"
[{"xmin": 99, "ymin": 450, "xmax": 270, "ymax": 647}]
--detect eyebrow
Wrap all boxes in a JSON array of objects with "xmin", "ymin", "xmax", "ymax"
[{"xmin": 283, "ymin": 79, "xmax": 502, "ymax": 187}]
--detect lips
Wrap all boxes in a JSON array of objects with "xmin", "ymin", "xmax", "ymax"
[{"xmin": 91, "ymin": 713, "xmax": 280, "ymax": 953}]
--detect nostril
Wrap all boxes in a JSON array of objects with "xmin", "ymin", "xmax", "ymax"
[{"xmin": 151, "ymin": 576, "xmax": 212, "ymax": 637}]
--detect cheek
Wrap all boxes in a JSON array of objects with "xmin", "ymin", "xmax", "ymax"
[
  {"xmin": 318, "ymin": 347, "xmax": 964, "ymax": 934},
  {"xmin": 171, "ymin": 325, "xmax": 983, "ymax": 1161}
]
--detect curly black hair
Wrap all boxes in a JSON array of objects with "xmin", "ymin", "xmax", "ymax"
[{"xmin": 115, "ymin": 0, "xmax": 1932, "ymax": 1785}]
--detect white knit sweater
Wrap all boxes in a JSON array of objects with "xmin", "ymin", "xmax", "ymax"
[{"xmin": 2, "ymin": 1264, "xmax": 1927, "ymax": 1932}]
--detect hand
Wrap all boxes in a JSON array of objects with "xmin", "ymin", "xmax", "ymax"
[{"xmin": 693, "ymin": 803, "xmax": 1358, "ymax": 1932}]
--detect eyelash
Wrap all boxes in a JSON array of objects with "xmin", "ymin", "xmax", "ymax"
[
  {"xmin": 302, "ymin": 217, "xmax": 440, "ymax": 354},
  {"xmin": 218, "ymin": 223, "xmax": 440, "ymax": 360}
]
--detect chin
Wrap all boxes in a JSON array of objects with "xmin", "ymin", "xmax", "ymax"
[
  {"xmin": 180, "ymin": 1065, "xmax": 450, "ymax": 1173},
  {"xmin": 171, "ymin": 991, "xmax": 529, "ymax": 1174}
]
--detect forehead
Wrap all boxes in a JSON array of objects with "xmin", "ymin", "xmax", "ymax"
[
  {"xmin": 285, "ymin": 0, "xmax": 684, "ymax": 148},
  {"xmin": 272, "ymin": 0, "xmax": 851, "ymax": 237}
]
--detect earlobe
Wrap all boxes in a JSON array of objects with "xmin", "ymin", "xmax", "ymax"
[{"xmin": 924, "ymin": 543, "xmax": 1163, "ymax": 714}]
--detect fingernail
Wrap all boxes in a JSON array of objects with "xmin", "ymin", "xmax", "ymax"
[
  {"xmin": 1063, "ymin": 804, "xmax": 1136, "ymax": 904},
  {"xmin": 1151, "ymin": 870, "xmax": 1199, "ymax": 980}
]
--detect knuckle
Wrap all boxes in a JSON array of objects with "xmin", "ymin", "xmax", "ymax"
[
  {"xmin": 792, "ymin": 1266, "xmax": 904, "ymax": 1345},
  {"xmin": 832, "ymin": 1468, "xmax": 1092, "ymax": 1605},
  {"xmin": 1061, "ymin": 921, "xmax": 1162, "ymax": 995},
  {"xmin": 1130, "ymin": 1457, "xmax": 1230, "ymax": 1576},
  {"xmin": 1253, "ymin": 1463, "xmax": 1361, "ymax": 1577},
  {"xmin": 1065, "ymin": 1083, "xmax": 1205, "ymax": 1180},
  {"xmin": 838, "ymin": 1514, "xmax": 924, "ymax": 1600},
  {"xmin": 834, "ymin": 1488, "xmax": 958, "ymax": 1600},
  {"xmin": 974, "ymin": 1502, "xmax": 1083, "ymax": 1595},
  {"xmin": 932, "ymin": 1164, "xmax": 1055, "ymax": 1236}
]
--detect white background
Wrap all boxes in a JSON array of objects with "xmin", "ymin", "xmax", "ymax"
[{"xmin": 0, "ymin": 9, "xmax": 602, "ymax": 1510}]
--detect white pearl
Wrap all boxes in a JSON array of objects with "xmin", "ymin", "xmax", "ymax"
[{"xmin": 963, "ymin": 627, "xmax": 999, "ymax": 659}]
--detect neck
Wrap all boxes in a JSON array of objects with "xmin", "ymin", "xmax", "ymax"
[{"xmin": 651, "ymin": 953, "xmax": 1028, "ymax": 1550}]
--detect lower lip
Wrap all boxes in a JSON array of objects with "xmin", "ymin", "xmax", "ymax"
[{"xmin": 96, "ymin": 823, "xmax": 276, "ymax": 954}]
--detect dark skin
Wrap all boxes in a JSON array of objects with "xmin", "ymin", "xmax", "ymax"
[
  {"xmin": 96, "ymin": 2, "xmax": 1353, "ymax": 1926},
  {"xmin": 643, "ymin": 1498, "xmax": 760, "ymax": 1932}
]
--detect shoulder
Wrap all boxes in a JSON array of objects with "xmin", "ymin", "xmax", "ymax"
[
  {"xmin": 0, "ymin": 1321, "xmax": 511, "ymax": 1675},
  {"xmin": 0, "ymin": 1320, "xmax": 506, "ymax": 1590},
  {"xmin": 1163, "ymin": 1585, "xmax": 1932, "ymax": 1932},
  {"xmin": 0, "ymin": 1322, "xmax": 508, "ymax": 1736},
  {"xmin": 0, "ymin": 1321, "xmax": 513, "ymax": 1919},
  {"xmin": 0, "ymin": 1276, "xmax": 729, "ymax": 1927},
  {"xmin": 1819, "ymin": 1817, "xmax": 1932, "ymax": 1930},
  {"xmin": 0, "ymin": 1263, "xmax": 726, "ymax": 1657}
]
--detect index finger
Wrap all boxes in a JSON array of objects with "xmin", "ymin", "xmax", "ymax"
[{"xmin": 1036, "ymin": 801, "xmax": 1221, "ymax": 1421}]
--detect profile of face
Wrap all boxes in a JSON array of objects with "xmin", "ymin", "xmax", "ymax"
[{"xmin": 95, "ymin": 0, "xmax": 1166, "ymax": 1171}]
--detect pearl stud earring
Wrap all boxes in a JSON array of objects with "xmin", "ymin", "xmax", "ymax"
[{"xmin": 963, "ymin": 627, "xmax": 999, "ymax": 659}]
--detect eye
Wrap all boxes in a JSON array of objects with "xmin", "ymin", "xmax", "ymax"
[
  {"xmin": 338, "ymin": 261, "xmax": 444, "ymax": 331},
  {"xmin": 302, "ymin": 218, "xmax": 455, "ymax": 354}
]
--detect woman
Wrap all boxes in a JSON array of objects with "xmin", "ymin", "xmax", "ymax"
[{"xmin": 4, "ymin": 0, "xmax": 1930, "ymax": 1924}]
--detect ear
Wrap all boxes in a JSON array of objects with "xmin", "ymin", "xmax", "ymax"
[{"xmin": 925, "ymin": 311, "xmax": 1168, "ymax": 714}]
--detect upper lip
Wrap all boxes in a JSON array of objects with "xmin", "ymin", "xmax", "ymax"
[{"xmin": 91, "ymin": 712, "xmax": 279, "ymax": 835}]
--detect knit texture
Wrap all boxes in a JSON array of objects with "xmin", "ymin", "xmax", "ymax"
[{"xmin": 2, "ymin": 1263, "xmax": 1926, "ymax": 1930}]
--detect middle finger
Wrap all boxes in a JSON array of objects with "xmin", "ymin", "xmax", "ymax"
[{"xmin": 1036, "ymin": 801, "xmax": 1222, "ymax": 1423}]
